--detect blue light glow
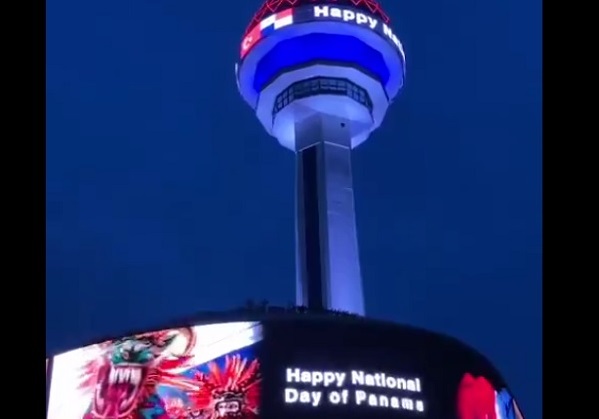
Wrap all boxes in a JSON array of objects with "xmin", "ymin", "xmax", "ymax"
[{"xmin": 253, "ymin": 33, "xmax": 390, "ymax": 93}]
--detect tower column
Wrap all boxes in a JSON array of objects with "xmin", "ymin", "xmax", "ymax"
[{"xmin": 295, "ymin": 115, "xmax": 365, "ymax": 315}]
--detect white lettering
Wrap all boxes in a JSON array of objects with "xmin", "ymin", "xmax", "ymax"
[
  {"xmin": 285, "ymin": 388, "xmax": 298, "ymax": 403},
  {"xmin": 286, "ymin": 368, "xmax": 300, "ymax": 383},
  {"xmin": 383, "ymin": 23, "xmax": 406, "ymax": 57},
  {"xmin": 323, "ymin": 389, "xmax": 349, "ymax": 405},
  {"xmin": 355, "ymin": 390, "xmax": 367, "ymax": 405},
  {"xmin": 314, "ymin": 5, "xmax": 378, "ymax": 30},
  {"xmin": 367, "ymin": 16, "xmax": 378, "ymax": 29},
  {"xmin": 314, "ymin": 5, "xmax": 329, "ymax": 18},
  {"xmin": 286, "ymin": 368, "xmax": 346, "ymax": 387},
  {"xmin": 315, "ymin": 372, "xmax": 324, "ymax": 386},
  {"xmin": 310, "ymin": 391, "xmax": 322, "ymax": 406},
  {"xmin": 350, "ymin": 370, "xmax": 421, "ymax": 392},
  {"xmin": 329, "ymin": 391, "xmax": 341, "ymax": 404},
  {"xmin": 330, "ymin": 7, "xmax": 342, "ymax": 19},
  {"xmin": 284, "ymin": 389, "xmax": 322, "ymax": 407},
  {"xmin": 355, "ymin": 391, "xmax": 423, "ymax": 410},
  {"xmin": 356, "ymin": 13, "xmax": 368, "ymax": 25},
  {"xmin": 342, "ymin": 9, "xmax": 355, "ymax": 22},
  {"xmin": 312, "ymin": 5, "xmax": 404, "ymax": 55},
  {"xmin": 401, "ymin": 398, "xmax": 414, "ymax": 410},
  {"xmin": 341, "ymin": 389, "xmax": 349, "ymax": 404},
  {"xmin": 382, "ymin": 22, "xmax": 393, "ymax": 38},
  {"xmin": 284, "ymin": 368, "xmax": 424, "ymax": 412}
]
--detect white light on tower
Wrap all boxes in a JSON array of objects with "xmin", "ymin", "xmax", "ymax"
[{"xmin": 236, "ymin": 0, "xmax": 406, "ymax": 315}]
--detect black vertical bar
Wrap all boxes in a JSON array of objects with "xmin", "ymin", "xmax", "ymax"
[{"xmin": 299, "ymin": 144, "xmax": 324, "ymax": 311}]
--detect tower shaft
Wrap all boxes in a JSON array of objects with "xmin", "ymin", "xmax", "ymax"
[{"xmin": 294, "ymin": 114, "xmax": 365, "ymax": 315}]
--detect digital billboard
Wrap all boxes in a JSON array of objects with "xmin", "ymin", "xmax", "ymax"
[
  {"xmin": 261, "ymin": 319, "xmax": 524, "ymax": 419},
  {"xmin": 46, "ymin": 315, "xmax": 524, "ymax": 419},
  {"xmin": 47, "ymin": 321, "xmax": 263, "ymax": 419}
]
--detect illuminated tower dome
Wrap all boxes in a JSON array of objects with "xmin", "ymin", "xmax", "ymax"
[{"xmin": 236, "ymin": 0, "xmax": 405, "ymax": 316}]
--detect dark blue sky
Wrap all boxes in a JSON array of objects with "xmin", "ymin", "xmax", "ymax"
[{"xmin": 46, "ymin": 0, "xmax": 541, "ymax": 417}]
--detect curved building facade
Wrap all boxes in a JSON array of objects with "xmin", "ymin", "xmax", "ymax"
[{"xmin": 46, "ymin": 310, "xmax": 524, "ymax": 419}]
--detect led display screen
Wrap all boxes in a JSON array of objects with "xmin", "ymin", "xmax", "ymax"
[
  {"xmin": 240, "ymin": 5, "xmax": 403, "ymax": 59},
  {"xmin": 47, "ymin": 322, "xmax": 263, "ymax": 419},
  {"xmin": 245, "ymin": 0, "xmax": 392, "ymax": 36},
  {"xmin": 46, "ymin": 316, "xmax": 524, "ymax": 419},
  {"xmin": 261, "ymin": 319, "xmax": 524, "ymax": 419}
]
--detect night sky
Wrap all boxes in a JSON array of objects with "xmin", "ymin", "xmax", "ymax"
[{"xmin": 46, "ymin": 0, "xmax": 541, "ymax": 418}]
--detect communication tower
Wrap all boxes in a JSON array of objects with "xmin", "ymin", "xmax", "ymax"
[{"xmin": 236, "ymin": 0, "xmax": 405, "ymax": 316}]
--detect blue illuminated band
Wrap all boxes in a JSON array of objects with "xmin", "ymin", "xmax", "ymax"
[{"xmin": 253, "ymin": 34, "xmax": 390, "ymax": 93}]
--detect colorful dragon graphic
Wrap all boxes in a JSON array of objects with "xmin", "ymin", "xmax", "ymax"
[
  {"xmin": 187, "ymin": 354, "xmax": 261, "ymax": 419},
  {"xmin": 164, "ymin": 398, "xmax": 207, "ymax": 419},
  {"xmin": 78, "ymin": 328, "xmax": 197, "ymax": 419}
]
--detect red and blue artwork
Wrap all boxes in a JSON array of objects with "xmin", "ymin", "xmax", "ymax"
[
  {"xmin": 457, "ymin": 373, "xmax": 524, "ymax": 419},
  {"xmin": 49, "ymin": 323, "xmax": 264, "ymax": 419}
]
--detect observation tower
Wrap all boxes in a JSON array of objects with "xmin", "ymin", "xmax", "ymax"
[{"xmin": 236, "ymin": 0, "xmax": 405, "ymax": 316}]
